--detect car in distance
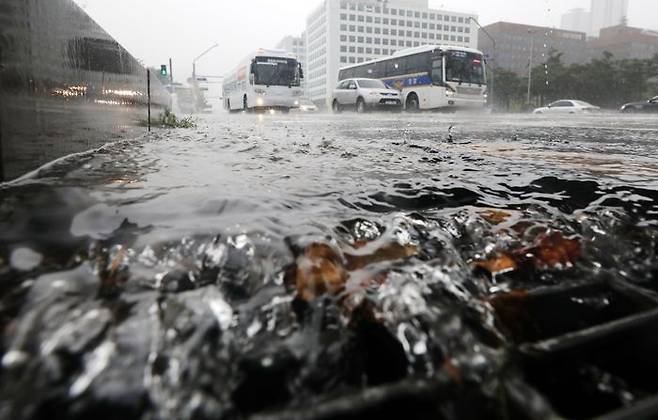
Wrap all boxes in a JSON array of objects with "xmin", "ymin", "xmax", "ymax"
[
  {"xmin": 332, "ymin": 78, "xmax": 402, "ymax": 113},
  {"xmin": 296, "ymin": 99, "xmax": 319, "ymax": 112},
  {"xmin": 533, "ymin": 100, "xmax": 600, "ymax": 114},
  {"xmin": 620, "ymin": 96, "xmax": 658, "ymax": 113}
]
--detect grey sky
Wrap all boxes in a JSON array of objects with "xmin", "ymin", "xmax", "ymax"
[{"xmin": 74, "ymin": 0, "xmax": 656, "ymax": 80}]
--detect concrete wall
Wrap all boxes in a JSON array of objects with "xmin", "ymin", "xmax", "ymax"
[{"xmin": 0, "ymin": 0, "xmax": 170, "ymax": 181}]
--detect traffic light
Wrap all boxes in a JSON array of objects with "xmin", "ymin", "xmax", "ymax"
[{"xmin": 160, "ymin": 65, "xmax": 168, "ymax": 76}]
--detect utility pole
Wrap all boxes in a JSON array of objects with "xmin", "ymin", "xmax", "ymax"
[
  {"xmin": 527, "ymin": 30, "xmax": 535, "ymax": 107},
  {"xmin": 469, "ymin": 17, "xmax": 495, "ymax": 109},
  {"xmin": 169, "ymin": 58, "xmax": 174, "ymax": 84}
]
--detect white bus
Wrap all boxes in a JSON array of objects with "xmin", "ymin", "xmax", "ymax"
[
  {"xmin": 223, "ymin": 49, "xmax": 304, "ymax": 112},
  {"xmin": 337, "ymin": 45, "xmax": 487, "ymax": 112}
]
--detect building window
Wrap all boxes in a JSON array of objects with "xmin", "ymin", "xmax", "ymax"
[
  {"xmin": 366, "ymin": 37, "xmax": 372, "ymax": 43},
  {"xmin": 451, "ymin": 35, "xmax": 456, "ymax": 41},
  {"xmin": 358, "ymin": 26, "xmax": 364, "ymax": 32},
  {"xmin": 340, "ymin": 56, "xmax": 347, "ymax": 63},
  {"xmin": 406, "ymin": 41, "xmax": 412, "ymax": 47},
  {"xmin": 383, "ymin": 38, "xmax": 389, "ymax": 45},
  {"xmin": 444, "ymin": 34, "xmax": 449, "ymax": 40},
  {"xmin": 452, "ymin": 16, "xmax": 457, "ymax": 22},
  {"xmin": 375, "ymin": 6, "xmax": 381, "ymax": 13},
  {"xmin": 383, "ymin": 28, "xmax": 389, "ymax": 35},
  {"xmin": 349, "ymin": 35, "xmax": 356, "ymax": 42},
  {"xmin": 358, "ymin": 36, "xmax": 364, "ymax": 42},
  {"xmin": 465, "ymin": 36, "xmax": 470, "ymax": 43},
  {"xmin": 430, "ymin": 23, "xmax": 435, "ymax": 29},
  {"xmin": 451, "ymin": 26, "xmax": 457, "ymax": 32},
  {"xmin": 391, "ymin": 29, "xmax": 397, "ymax": 36},
  {"xmin": 383, "ymin": 18, "xmax": 389, "ymax": 24},
  {"xmin": 358, "ymin": 15, "xmax": 364, "ymax": 22},
  {"xmin": 340, "ymin": 45, "xmax": 347, "ymax": 52},
  {"xmin": 391, "ymin": 19, "xmax": 397, "ymax": 25},
  {"xmin": 349, "ymin": 57, "xmax": 355, "ymax": 63},
  {"xmin": 407, "ymin": 21, "xmax": 413, "ymax": 27},
  {"xmin": 407, "ymin": 10, "xmax": 413, "ymax": 17},
  {"xmin": 391, "ymin": 9, "xmax": 397, "ymax": 15},
  {"xmin": 366, "ymin": 16, "xmax": 372, "ymax": 23},
  {"xmin": 374, "ymin": 17, "xmax": 380, "ymax": 24},
  {"xmin": 374, "ymin": 37, "xmax": 381, "ymax": 44},
  {"xmin": 358, "ymin": 57, "xmax": 364, "ymax": 63},
  {"xmin": 349, "ymin": 46, "xmax": 356, "ymax": 52},
  {"xmin": 415, "ymin": 12, "xmax": 420, "ymax": 18},
  {"xmin": 429, "ymin": 33, "xmax": 435, "ymax": 39},
  {"xmin": 340, "ymin": 35, "xmax": 347, "ymax": 41},
  {"xmin": 458, "ymin": 36, "xmax": 463, "ymax": 42},
  {"xmin": 358, "ymin": 47, "xmax": 364, "ymax": 53},
  {"xmin": 391, "ymin": 39, "xmax": 397, "ymax": 46},
  {"xmin": 349, "ymin": 25, "xmax": 355, "ymax": 31},
  {"xmin": 367, "ymin": 27, "xmax": 373, "ymax": 33},
  {"xmin": 406, "ymin": 30, "xmax": 412, "ymax": 37},
  {"xmin": 458, "ymin": 17, "xmax": 464, "ymax": 23},
  {"xmin": 366, "ymin": 47, "xmax": 372, "ymax": 54},
  {"xmin": 349, "ymin": 14, "xmax": 355, "ymax": 21},
  {"xmin": 374, "ymin": 27, "xmax": 381, "ymax": 34},
  {"xmin": 341, "ymin": 24, "xmax": 347, "ymax": 31},
  {"xmin": 374, "ymin": 48, "xmax": 381, "ymax": 54},
  {"xmin": 414, "ymin": 32, "xmax": 420, "ymax": 38},
  {"xmin": 414, "ymin": 42, "xmax": 419, "ymax": 46},
  {"xmin": 340, "ymin": 13, "xmax": 347, "ymax": 20},
  {"xmin": 437, "ymin": 24, "xmax": 442, "ymax": 30},
  {"xmin": 465, "ymin": 27, "xmax": 470, "ymax": 33},
  {"xmin": 383, "ymin": 48, "xmax": 389, "ymax": 55},
  {"xmin": 422, "ymin": 22, "xmax": 427, "ymax": 29}
]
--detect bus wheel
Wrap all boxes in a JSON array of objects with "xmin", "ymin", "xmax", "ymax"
[
  {"xmin": 332, "ymin": 100, "xmax": 341, "ymax": 113},
  {"xmin": 406, "ymin": 94, "xmax": 420, "ymax": 112},
  {"xmin": 356, "ymin": 97, "xmax": 367, "ymax": 113}
]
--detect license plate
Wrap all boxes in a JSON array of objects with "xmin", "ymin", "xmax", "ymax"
[{"xmin": 385, "ymin": 100, "xmax": 398, "ymax": 104}]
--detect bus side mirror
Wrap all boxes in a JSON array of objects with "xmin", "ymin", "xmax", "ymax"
[
  {"xmin": 249, "ymin": 73, "xmax": 255, "ymax": 85},
  {"xmin": 299, "ymin": 63, "xmax": 304, "ymax": 79}
]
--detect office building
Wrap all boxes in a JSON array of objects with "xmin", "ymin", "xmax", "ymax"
[
  {"xmin": 305, "ymin": 0, "xmax": 478, "ymax": 106},
  {"xmin": 590, "ymin": 0, "xmax": 629, "ymax": 37},
  {"xmin": 588, "ymin": 25, "xmax": 658, "ymax": 60},
  {"xmin": 478, "ymin": 22, "xmax": 588, "ymax": 75},
  {"xmin": 561, "ymin": 8, "xmax": 591, "ymax": 36}
]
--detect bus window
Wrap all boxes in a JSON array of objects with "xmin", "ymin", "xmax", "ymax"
[
  {"xmin": 431, "ymin": 56, "xmax": 442, "ymax": 83},
  {"xmin": 386, "ymin": 60, "xmax": 401, "ymax": 77}
]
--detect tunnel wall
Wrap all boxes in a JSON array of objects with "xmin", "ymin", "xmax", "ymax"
[{"xmin": 0, "ymin": 0, "xmax": 170, "ymax": 181}]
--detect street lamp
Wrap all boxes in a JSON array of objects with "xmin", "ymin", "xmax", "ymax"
[
  {"xmin": 192, "ymin": 43, "xmax": 219, "ymax": 81},
  {"xmin": 527, "ymin": 30, "xmax": 535, "ymax": 106},
  {"xmin": 469, "ymin": 17, "xmax": 495, "ymax": 109}
]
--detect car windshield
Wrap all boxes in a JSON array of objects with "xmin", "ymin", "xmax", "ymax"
[
  {"xmin": 574, "ymin": 100, "xmax": 594, "ymax": 107},
  {"xmin": 651, "ymin": 96, "xmax": 658, "ymax": 102},
  {"xmin": 253, "ymin": 57, "xmax": 300, "ymax": 87},
  {"xmin": 357, "ymin": 79, "xmax": 386, "ymax": 89},
  {"xmin": 445, "ymin": 50, "xmax": 486, "ymax": 85}
]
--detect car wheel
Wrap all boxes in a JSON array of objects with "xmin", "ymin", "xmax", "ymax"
[
  {"xmin": 332, "ymin": 99, "xmax": 341, "ymax": 113},
  {"xmin": 356, "ymin": 97, "xmax": 367, "ymax": 113},
  {"xmin": 406, "ymin": 93, "xmax": 419, "ymax": 112}
]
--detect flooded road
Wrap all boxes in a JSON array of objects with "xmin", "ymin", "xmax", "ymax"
[{"xmin": 1, "ymin": 112, "xmax": 657, "ymax": 419}]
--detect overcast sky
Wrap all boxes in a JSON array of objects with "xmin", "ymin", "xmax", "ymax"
[{"xmin": 73, "ymin": 0, "xmax": 656, "ymax": 80}]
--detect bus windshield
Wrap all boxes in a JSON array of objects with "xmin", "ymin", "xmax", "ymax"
[
  {"xmin": 445, "ymin": 51, "xmax": 486, "ymax": 85},
  {"xmin": 253, "ymin": 57, "xmax": 300, "ymax": 87}
]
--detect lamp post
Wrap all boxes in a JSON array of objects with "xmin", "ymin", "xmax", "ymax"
[
  {"xmin": 469, "ymin": 17, "xmax": 495, "ymax": 109},
  {"xmin": 527, "ymin": 30, "xmax": 535, "ymax": 107},
  {"xmin": 192, "ymin": 43, "xmax": 219, "ymax": 81}
]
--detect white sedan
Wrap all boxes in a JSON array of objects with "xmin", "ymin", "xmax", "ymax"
[{"xmin": 533, "ymin": 100, "xmax": 600, "ymax": 114}]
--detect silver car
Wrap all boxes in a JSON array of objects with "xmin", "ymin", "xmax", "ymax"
[{"xmin": 331, "ymin": 78, "xmax": 402, "ymax": 113}]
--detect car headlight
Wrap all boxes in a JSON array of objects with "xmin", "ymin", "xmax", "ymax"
[
  {"xmin": 294, "ymin": 100, "xmax": 299, "ymax": 106},
  {"xmin": 445, "ymin": 90, "xmax": 455, "ymax": 97}
]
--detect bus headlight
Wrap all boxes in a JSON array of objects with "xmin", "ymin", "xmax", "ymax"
[
  {"xmin": 256, "ymin": 97, "xmax": 264, "ymax": 106},
  {"xmin": 294, "ymin": 100, "xmax": 300, "ymax": 106}
]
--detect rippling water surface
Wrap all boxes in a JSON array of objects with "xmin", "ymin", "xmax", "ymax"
[{"xmin": 1, "ymin": 113, "xmax": 657, "ymax": 420}]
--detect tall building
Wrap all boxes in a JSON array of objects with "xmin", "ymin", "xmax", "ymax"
[
  {"xmin": 590, "ymin": 0, "xmax": 629, "ymax": 37},
  {"xmin": 305, "ymin": 0, "xmax": 478, "ymax": 106},
  {"xmin": 478, "ymin": 22, "xmax": 588, "ymax": 75},
  {"xmin": 588, "ymin": 25, "xmax": 658, "ymax": 60},
  {"xmin": 561, "ymin": 8, "xmax": 591, "ymax": 36},
  {"xmin": 275, "ymin": 34, "xmax": 307, "ymax": 95}
]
